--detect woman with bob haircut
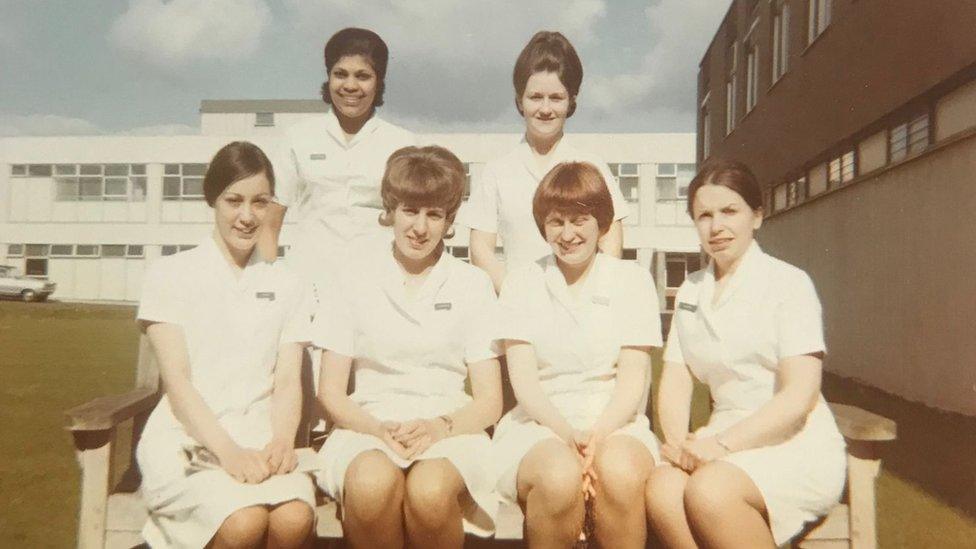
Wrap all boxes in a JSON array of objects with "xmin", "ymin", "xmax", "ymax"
[
  {"xmin": 313, "ymin": 145, "xmax": 504, "ymax": 548},
  {"xmin": 458, "ymin": 30, "xmax": 631, "ymax": 293},
  {"xmin": 135, "ymin": 141, "xmax": 315, "ymax": 548},
  {"xmin": 646, "ymin": 159, "xmax": 846, "ymax": 548},
  {"xmin": 263, "ymin": 27, "xmax": 416, "ymax": 290},
  {"xmin": 491, "ymin": 161, "xmax": 663, "ymax": 548}
]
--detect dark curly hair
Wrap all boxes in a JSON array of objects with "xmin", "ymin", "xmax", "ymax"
[{"xmin": 319, "ymin": 27, "xmax": 388, "ymax": 108}]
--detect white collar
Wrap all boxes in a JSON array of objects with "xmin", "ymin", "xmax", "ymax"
[
  {"xmin": 323, "ymin": 108, "xmax": 383, "ymax": 149},
  {"xmin": 518, "ymin": 135, "xmax": 572, "ymax": 181},
  {"xmin": 702, "ymin": 240, "xmax": 765, "ymax": 311}
]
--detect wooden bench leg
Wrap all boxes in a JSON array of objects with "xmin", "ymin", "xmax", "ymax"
[
  {"xmin": 73, "ymin": 428, "xmax": 116, "ymax": 549},
  {"xmin": 847, "ymin": 445, "xmax": 882, "ymax": 549}
]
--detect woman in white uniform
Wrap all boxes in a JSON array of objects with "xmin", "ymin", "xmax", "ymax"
[
  {"xmin": 492, "ymin": 162, "xmax": 663, "ymax": 549},
  {"xmin": 264, "ymin": 27, "xmax": 416, "ymax": 290},
  {"xmin": 458, "ymin": 30, "xmax": 629, "ymax": 292},
  {"xmin": 645, "ymin": 159, "xmax": 846, "ymax": 548},
  {"xmin": 313, "ymin": 145, "xmax": 503, "ymax": 549},
  {"xmin": 136, "ymin": 142, "xmax": 315, "ymax": 548}
]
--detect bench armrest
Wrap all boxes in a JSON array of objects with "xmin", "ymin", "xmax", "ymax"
[
  {"xmin": 828, "ymin": 402, "xmax": 897, "ymax": 442},
  {"xmin": 65, "ymin": 388, "xmax": 159, "ymax": 432}
]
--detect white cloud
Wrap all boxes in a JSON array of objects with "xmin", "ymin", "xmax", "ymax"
[
  {"xmin": 109, "ymin": 0, "xmax": 271, "ymax": 70},
  {"xmin": 0, "ymin": 114, "xmax": 102, "ymax": 137},
  {"xmin": 120, "ymin": 123, "xmax": 199, "ymax": 136}
]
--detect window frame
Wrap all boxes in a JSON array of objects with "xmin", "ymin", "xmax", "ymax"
[
  {"xmin": 771, "ymin": 0, "xmax": 790, "ymax": 83},
  {"xmin": 807, "ymin": 0, "xmax": 832, "ymax": 45},
  {"xmin": 163, "ymin": 164, "xmax": 208, "ymax": 201}
]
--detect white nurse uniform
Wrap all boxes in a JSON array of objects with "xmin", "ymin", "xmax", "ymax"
[
  {"xmin": 312, "ymin": 239, "xmax": 501, "ymax": 536},
  {"xmin": 490, "ymin": 253, "xmax": 663, "ymax": 503},
  {"xmin": 276, "ymin": 109, "xmax": 416, "ymax": 289},
  {"xmin": 664, "ymin": 242, "xmax": 846, "ymax": 545},
  {"xmin": 456, "ymin": 138, "xmax": 630, "ymax": 269},
  {"xmin": 135, "ymin": 237, "xmax": 316, "ymax": 548}
]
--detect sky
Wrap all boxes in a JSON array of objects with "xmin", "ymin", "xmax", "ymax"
[{"xmin": 0, "ymin": 0, "xmax": 732, "ymax": 137}]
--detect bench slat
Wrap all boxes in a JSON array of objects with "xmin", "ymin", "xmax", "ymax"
[
  {"xmin": 66, "ymin": 388, "xmax": 158, "ymax": 432},
  {"xmin": 829, "ymin": 403, "xmax": 897, "ymax": 442}
]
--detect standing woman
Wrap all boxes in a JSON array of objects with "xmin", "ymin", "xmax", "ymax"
[
  {"xmin": 314, "ymin": 146, "xmax": 503, "ymax": 549},
  {"xmin": 136, "ymin": 142, "xmax": 315, "ymax": 548},
  {"xmin": 491, "ymin": 162, "xmax": 662, "ymax": 549},
  {"xmin": 645, "ymin": 159, "xmax": 846, "ymax": 548},
  {"xmin": 263, "ymin": 27, "xmax": 416, "ymax": 289},
  {"xmin": 458, "ymin": 31, "xmax": 630, "ymax": 292}
]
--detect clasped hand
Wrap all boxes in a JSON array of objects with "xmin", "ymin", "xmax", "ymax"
[
  {"xmin": 570, "ymin": 429, "xmax": 603, "ymax": 501},
  {"xmin": 219, "ymin": 438, "xmax": 298, "ymax": 484},
  {"xmin": 380, "ymin": 418, "xmax": 450, "ymax": 460},
  {"xmin": 661, "ymin": 433, "xmax": 729, "ymax": 473}
]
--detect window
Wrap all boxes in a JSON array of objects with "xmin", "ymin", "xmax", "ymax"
[
  {"xmin": 255, "ymin": 112, "xmax": 275, "ymax": 127},
  {"xmin": 701, "ymin": 100, "xmax": 712, "ymax": 159},
  {"xmin": 828, "ymin": 150, "xmax": 856, "ymax": 187},
  {"xmin": 664, "ymin": 253, "xmax": 702, "ymax": 311},
  {"xmin": 622, "ymin": 248, "xmax": 638, "ymax": 261},
  {"xmin": 771, "ymin": 1, "xmax": 790, "ymax": 82},
  {"xmin": 25, "ymin": 244, "xmax": 49, "ymax": 256},
  {"xmin": 745, "ymin": 41, "xmax": 759, "ymax": 112},
  {"xmin": 11, "ymin": 165, "xmax": 27, "ymax": 177},
  {"xmin": 276, "ymin": 246, "xmax": 288, "ymax": 259},
  {"xmin": 725, "ymin": 40, "xmax": 738, "ymax": 135},
  {"xmin": 163, "ymin": 164, "xmax": 207, "ymax": 200},
  {"xmin": 448, "ymin": 246, "xmax": 469, "ymax": 261},
  {"xmin": 656, "ymin": 164, "xmax": 696, "ymax": 202},
  {"xmin": 50, "ymin": 245, "xmax": 74, "ymax": 256},
  {"xmin": 161, "ymin": 244, "xmax": 196, "ymax": 256},
  {"xmin": 126, "ymin": 245, "xmax": 145, "ymax": 257},
  {"xmin": 28, "ymin": 164, "xmax": 53, "ymax": 177},
  {"xmin": 608, "ymin": 163, "xmax": 640, "ymax": 202},
  {"xmin": 462, "ymin": 163, "xmax": 472, "ymax": 201},
  {"xmin": 101, "ymin": 245, "xmax": 126, "ymax": 257},
  {"xmin": 54, "ymin": 164, "xmax": 148, "ymax": 202},
  {"xmin": 889, "ymin": 113, "xmax": 930, "ymax": 162},
  {"xmin": 808, "ymin": 0, "xmax": 831, "ymax": 44},
  {"xmin": 75, "ymin": 245, "xmax": 99, "ymax": 256},
  {"xmin": 773, "ymin": 183, "xmax": 788, "ymax": 212},
  {"xmin": 787, "ymin": 176, "xmax": 807, "ymax": 208},
  {"xmin": 7, "ymin": 244, "xmax": 24, "ymax": 257},
  {"xmin": 24, "ymin": 244, "xmax": 49, "ymax": 277}
]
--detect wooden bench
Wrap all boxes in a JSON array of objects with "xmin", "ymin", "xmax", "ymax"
[{"xmin": 66, "ymin": 337, "xmax": 896, "ymax": 548}]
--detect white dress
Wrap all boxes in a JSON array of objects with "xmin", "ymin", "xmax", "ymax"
[
  {"xmin": 312, "ymin": 239, "xmax": 501, "ymax": 536},
  {"xmin": 456, "ymin": 137, "xmax": 630, "ymax": 269},
  {"xmin": 135, "ymin": 237, "xmax": 316, "ymax": 548},
  {"xmin": 276, "ymin": 109, "xmax": 416, "ymax": 290},
  {"xmin": 664, "ymin": 242, "xmax": 846, "ymax": 545},
  {"xmin": 491, "ymin": 253, "xmax": 663, "ymax": 502}
]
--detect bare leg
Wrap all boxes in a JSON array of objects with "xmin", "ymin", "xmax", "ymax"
[
  {"xmin": 516, "ymin": 438, "xmax": 585, "ymax": 549},
  {"xmin": 684, "ymin": 461, "xmax": 775, "ymax": 549},
  {"xmin": 268, "ymin": 500, "xmax": 315, "ymax": 549},
  {"xmin": 591, "ymin": 435, "xmax": 654, "ymax": 549},
  {"xmin": 645, "ymin": 466, "xmax": 696, "ymax": 549},
  {"xmin": 403, "ymin": 458, "xmax": 466, "ymax": 549},
  {"xmin": 342, "ymin": 450, "xmax": 406, "ymax": 549},
  {"xmin": 208, "ymin": 505, "xmax": 269, "ymax": 549}
]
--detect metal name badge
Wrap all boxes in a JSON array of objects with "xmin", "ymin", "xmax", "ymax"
[
  {"xmin": 434, "ymin": 302, "xmax": 452, "ymax": 311},
  {"xmin": 591, "ymin": 295, "xmax": 610, "ymax": 306},
  {"xmin": 256, "ymin": 291, "xmax": 276, "ymax": 301},
  {"xmin": 309, "ymin": 153, "xmax": 327, "ymax": 160},
  {"xmin": 678, "ymin": 302, "xmax": 697, "ymax": 312}
]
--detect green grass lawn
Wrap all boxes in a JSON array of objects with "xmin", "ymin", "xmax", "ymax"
[{"xmin": 1, "ymin": 300, "xmax": 974, "ymax": 547}]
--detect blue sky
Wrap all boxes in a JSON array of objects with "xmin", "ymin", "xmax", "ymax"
[{"xmin": 0, "ymin": 0, "xmax": 731, "ymax": 136}]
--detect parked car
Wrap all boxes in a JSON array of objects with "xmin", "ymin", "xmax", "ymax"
[{"xmin": 0, "ymin": 265, "xmax": 56, "ymax": 302}]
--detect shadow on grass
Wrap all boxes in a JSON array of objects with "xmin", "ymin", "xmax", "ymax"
[{"xmin": 823, "ymin": 372, "xmax": 976, "ymax": 520}]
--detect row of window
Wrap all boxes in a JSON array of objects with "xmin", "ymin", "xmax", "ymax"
[{"xmin": 7, "ymin": 243, "xmax": 146, "ymax": 258}]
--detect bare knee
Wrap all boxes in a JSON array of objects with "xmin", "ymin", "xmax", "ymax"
[
  {"xmin": 268, "ymin": 500, "xmax": 314, "ymax": 546},
  {"xmin": 521, "ymin": 448, "xmax": 583, "ymax": 517},
  {"xmin": 404, "ymin": 460, "xmax": 463, "ymax": 529},
  {"xmin": 593, "ymin": 437, "xmax": 652, "ymax": 506},
  {"xmin": 683, "ymin": 464, "xmax": 739, "ymax": 521},
  {"xmin": 343, "ymin": 451, "xmax": 404, "ymax": 523},
  {"xmin": 645, "ymin": 466, "xmax": 690, "ymax": 521},
  {"xmin": 214, "ymin": 506, "xmax": 269, "ymax": 548}
]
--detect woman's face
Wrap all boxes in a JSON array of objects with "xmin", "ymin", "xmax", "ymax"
[
  {"xmin": 691, "ymin": 184, "xmax": 763, "ymax": 271},
  {"xmin": 543, "ymin": 210, "xmax": 600, "ymax": 267},
  {"xmin": 213, "ymin": 172, "xmax": 272, "ymax": 255},
  {"xmin": 392, "ymin": 203, "xmax": 450, "ymax": 264},
  {"xmin": 520, "ymin": 71, "xmax": 570, "ymax": 142},
  {"xmin": 328, "ymin": 54, "xmax": 378, "ymax": 123}
]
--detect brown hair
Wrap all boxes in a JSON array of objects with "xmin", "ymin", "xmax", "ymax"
[
  {"xmin": 687, "ymin": 158, "xmax": 764, "ymax": 216},
  {"xmin": 532, "ymin": 162, "xmax": 614, "ymax": 237},
  {"xmin": 512, "ymin": 31, "xmax": 583, "ymax": 117},
  {"xmin": 203, "ymin": 141, "xmax": 275, "ymax": 207},
  {"xmin": 320, "ymin": 27, "xmax": 388, "ymax": 107},
  {"xmin": 380, "ymin": 145, "xmax": 466, "ymax": 222}
]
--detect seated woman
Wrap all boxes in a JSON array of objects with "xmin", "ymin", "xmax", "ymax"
[
  {"xmin": 135, "ymin": 141, "xmax": 315, "ymax": 549},
  {"xmin": 313, "ymin": 145, "xmax": 503, "ymax": 549},
  {"xmin": 645, "ymin": 159, "xmax": 846, "ymax": 548},
  {"xmin": 491, "ymin": 161, "xmax": 663, "ymax": 549}
]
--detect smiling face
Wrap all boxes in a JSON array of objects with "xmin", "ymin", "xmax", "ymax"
[
  {"xmin": 392, "ymin": 203, "xmax": 450, "ymax": 267},
  {"xmin": 520, "ymin": 71, "xmax": 571, "ymax": 142},
  {"xmin": 691, "ymin": 183, "xmax": 763, "ymax": 275},
  {"xmin": 328, "ymin": 54, "xmax": 378, "ymax": 124},
  {"xmin": 543, "ymin": 210, "xmax": 601, "ymax": 268},
  {"xmin": 213, "ymin": 172, "xmax": 272, "ymax": 257}
]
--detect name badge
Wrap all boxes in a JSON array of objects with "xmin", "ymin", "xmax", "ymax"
[
  {"xmin": 678, "ymin": 302, "xmax": 697, "ymax": 312},
  {"xmin": 434, "ymin": 302, "xmax": 452, "ymax": 311},
  {"xmin": 309, "ymin": 153, "xmax": 327, "ymax": 160},
  {"xmin": 255, "ymin": 291, "xmax": 276, "ymax": 301},
  {"xmin": 591, "ymin": 295, "xmax": 610, "ymax": 306}
]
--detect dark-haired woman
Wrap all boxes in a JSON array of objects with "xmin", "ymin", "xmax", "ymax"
[
  {"xmin": 459, "ymin": 31, "xmax": 629, "ymax": 292},
  {"xmin": 136, "ymin": 142, "xmax": 315, "ymax": 548},
  {"xmin": 645, "ymin": 160, "xmax": 845, "ymax": 548},
  {"xmin": 491, "ymin": 162, "xmax": 662, "ymax": 548},
  {"xmin": 265, "ymin": 27, "xmax": 416, "ymax": 289}
]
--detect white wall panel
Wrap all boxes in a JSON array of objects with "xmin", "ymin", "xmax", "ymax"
[
  {"xmin": 98, "ymin": 259, "xmax": 126, "ymax": 301},
  {"xmin": 125, "ymin": 259, "xmax": 145, "ymax": 301},
  {"xmin": 27, "ymin": 179, "xmax": 51, "ymax": 221},
  {"xmin": 73, "ymin": 259, "xmax": 100, "ymax": 300},
  {"xmin": 9, "ymin": 180, "xmax": 28, "ymax": 222},
  {"xmin": 103, "ymin": 202, "xmax": 128, "ymax": 222}
]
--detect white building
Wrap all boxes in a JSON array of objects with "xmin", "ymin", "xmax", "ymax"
[{"xmin": 0, "ymin": 100, "xmax": 699, "ymax": 314}]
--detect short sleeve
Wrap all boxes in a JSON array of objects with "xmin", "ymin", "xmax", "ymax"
[
  {"xmin": 463, "ymin": 272, "xmax": 503, "ymax": 364},
  {"xmin": 455, "ymin": 164, "xmax": 498, "ymax": 232},
  {"xmin": 496, "ymin": 266, "xmax": 541, "ymax": 343},
  {"xmin": 279, "ymin": 278, "xmax": 314, "ymax": 345},
  {"xmin": 775, "ymin": 271, "xmax": 827, "ymax": 358},
  {"xmin": 310, "ymin": 276, "xmax": 355, "ymax": 356},
  {"xmin": 272, "ymin": 136, "xmax": 303, "ymax": 208},
  {"xmin": 137, "ymin": 259, "xmax": 183, "ymax": 325},
  {"xmin": 595, "ymin": 161, "xmax": 630, "ymax": 222},
  {"xmin": 614, "ymin": 265, "xmax": 663, "ymax": 347},
  {"xmin": 662, "ymin": 320, "xmax": 685, "ymax": 364}
]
